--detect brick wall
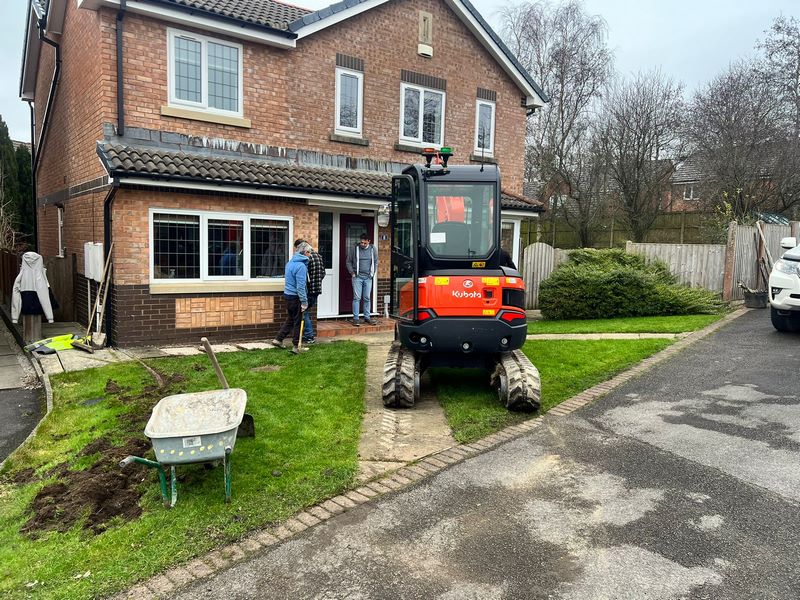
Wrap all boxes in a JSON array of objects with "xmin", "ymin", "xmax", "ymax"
[
  {"xmin": 34, "ymin": 3, "xmax": 113, "ymax": 199},
  {"xmin": 110, "ymin": 285, "xmax": 290, "ymax": 346},
  {"xmin": 114, "ymin": 0, "xmax": 527, "ymax": 193}
]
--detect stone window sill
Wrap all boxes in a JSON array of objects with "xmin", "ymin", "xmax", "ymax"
[
  {"xmin": 330, "ymin": 133, "xmax": 369, "ymax": 146},
  {"xmin": 160, "ymin": 105, "xmax": 252, "ymax": 129},
  {"xmin": 150, "ymin": 280, "xmax": 283, "ymax": 294},
  {"xmin": 394, "ymin": 142, "xmax": 432, "ymax": 154},
  {"xmin": 469, "ymin": 154, "xmax": 498, "ymax": 164}
]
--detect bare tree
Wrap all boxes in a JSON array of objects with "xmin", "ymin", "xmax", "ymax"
[
  {"xmin": 501, "ymin": 0, "xmax": 613, "ymax": 245},
  {"xmin": 758, "ymin": 16, "xmax": 800, "ymax": 137},
  {"xmin": 599, "ymin": 71, "xmax": 684, "ymax": 242},
  {"xmin": 685, "ymin": 59, "xmax": 795, "ymax": 217}
]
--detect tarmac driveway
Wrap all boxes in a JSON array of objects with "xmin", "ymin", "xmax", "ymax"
[{"xmin": 175, "ymin": 310, "xmax": 800, "ymax": 599}]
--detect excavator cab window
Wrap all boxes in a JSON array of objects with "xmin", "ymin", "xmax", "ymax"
[
  {"xmin": 426, "ymin": 183, "xmax": 495, "ymax": 259},
  {"xmin": 390, "ymin": 175, "xmax": 418, "ymax": 321}
]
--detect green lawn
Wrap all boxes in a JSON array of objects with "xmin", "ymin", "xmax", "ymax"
[
  {"xmin": 527, "ymin": 314, "xmax": 724, "ymax": 335},
  {"xmin": 434, "ymin": 338, "xmax": 673, "ymax": 443},
  {"xmin": 0, "ymin": 342, "xmax": 366, "ymax": 600}
]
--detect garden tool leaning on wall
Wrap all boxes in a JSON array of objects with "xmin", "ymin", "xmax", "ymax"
[{"xmin": 72, "ymin": 242, "xmax": 114, "ymax": 353}]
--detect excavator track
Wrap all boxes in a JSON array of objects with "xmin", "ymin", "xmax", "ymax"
[
  {"xmin": 491, "ymin": 350, "xmax": 541, "ymax": 412},
  {"xmin": 382, "ymin": 342, "xmax": 419, "ymax": 408}
]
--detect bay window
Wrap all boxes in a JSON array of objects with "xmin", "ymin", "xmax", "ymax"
[{"xmin": 151, "ymin": 209, "xmax": 291, "ymax": 282}]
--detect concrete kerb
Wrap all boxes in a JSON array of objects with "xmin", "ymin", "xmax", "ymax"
[{"xmin": 108, "ymin": 309, "xmax": 747, "ymax": 599}]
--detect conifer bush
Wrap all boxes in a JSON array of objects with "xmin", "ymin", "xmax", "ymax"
[{"xmin": 539, "ymin": 249, "xmax": 727, "ymax": 320}]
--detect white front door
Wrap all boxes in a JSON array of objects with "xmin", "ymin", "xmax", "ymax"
[{"xmin": 317, "ymin": 211, "xmax": 338, "ymax": 317}]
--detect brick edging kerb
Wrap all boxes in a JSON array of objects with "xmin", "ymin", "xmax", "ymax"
[{"xmin": 110, "ymin": 309, "xmax": 749, "ymax": 600}]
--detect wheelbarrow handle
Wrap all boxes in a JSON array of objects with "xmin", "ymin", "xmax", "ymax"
[{"xmin": 201, "ymin": 337, "xmax": 229, "ymax": 389}]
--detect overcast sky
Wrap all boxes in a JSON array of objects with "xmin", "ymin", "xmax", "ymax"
[{"xmin": 0, "ymin": 0, "xmax": 797, "ymax": 142}]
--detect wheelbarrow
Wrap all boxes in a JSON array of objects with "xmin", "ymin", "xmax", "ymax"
[{"xmin": 120, "ymin": 338, "xmax": 251, "ymax": 507}]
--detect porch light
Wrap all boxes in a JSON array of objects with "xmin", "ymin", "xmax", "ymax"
[{"xmin": 377, "ymin": 203, "xmax": 391, "ymax": 228}]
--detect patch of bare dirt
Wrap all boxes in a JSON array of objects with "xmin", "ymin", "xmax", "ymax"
[
  {"xmin": 104, "ymin": 379, "xmax": 122, "ymax": 395},
  {"xmin": 21, "ymin": 437, "xmax": 151, "ymax": 536},
  {"xmin": 250, "ymin": 365, "xmax": 283, "ymax": 373},
  {"xmin": 11, "ymin": 468, "xmax": 36, "ymax": 485}
]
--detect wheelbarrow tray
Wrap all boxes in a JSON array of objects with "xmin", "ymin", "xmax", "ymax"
[{"xmin": 145, "ymin": 388, "xmax": 247, "ymax": 466}]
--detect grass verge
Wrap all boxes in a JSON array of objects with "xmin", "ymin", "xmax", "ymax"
[
  {"xmin": 0, "ymin": 342, "xmax": 366, "ymax": 600},
  {"xmin": 527, "ymin": 313, "xmax": 724, "ymax": 335},
  {"xmin": 435, "ymin": 338, "xmax": 673, "ymax": 443}
]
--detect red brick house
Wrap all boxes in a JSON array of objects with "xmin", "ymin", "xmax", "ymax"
[{"xmin": 20, "ymin": 0, "xmax": 546, "ymax": 346}]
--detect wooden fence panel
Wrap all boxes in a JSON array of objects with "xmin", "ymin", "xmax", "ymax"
[
  {"xmin": 44, "ymin": 256, "xmax": 74, "ymax": 322},
  {"xmin": 732, "ymin": 225, "xmax": 757, "ymax": 300},
  {"xmin": 0, "ymin": 250, "xmax": 19, "ymax": 308},
  {"xmin": 626, "ymin": 242, "xmax": 726, "ymax": 292},
  {"xmin": 522, "ymin": 242, "xmax": 555, "ymax": 309},
  {"xmin": 761, "ymin": 223, "xmax": 792, "ymax": 266}
]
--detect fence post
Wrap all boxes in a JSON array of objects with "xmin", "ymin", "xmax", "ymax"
[
  {"xmin": 791, "ymin": 221, "xmax": 799, "ymax": 240},
  {"xmin": 625, "ymin": 240, "xmax": 633, "ymax": 254},
  {"xmin": 722, "ymin": 221, "xmax": 737, "ymax": 301}
]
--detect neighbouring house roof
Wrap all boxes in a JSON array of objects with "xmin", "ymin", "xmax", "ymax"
[
  {"xmin": 671, "ymin": 155, "xmax": 706, "ymax": 185},
  {"xmin": 97, "ymin": 143, "xmax": 543, "ymax": 212},
  {"xmin": 151, "ymin": 0, "xmax": 311, "ymax": 31}
]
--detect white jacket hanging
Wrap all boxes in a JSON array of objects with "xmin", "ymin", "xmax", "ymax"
[{"xmin": 11, "ymin": 252, "xmax": 54, "ymax": 323}]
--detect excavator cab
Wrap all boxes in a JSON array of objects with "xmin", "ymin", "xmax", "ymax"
[{"xmin": 383, "ymin": 149, "xmax": 541, "ymax": 412}]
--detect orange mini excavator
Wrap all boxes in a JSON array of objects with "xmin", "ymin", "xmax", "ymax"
[{"xmin": 383, "ymin": 148, "xmax": 540, "ymax": 411}]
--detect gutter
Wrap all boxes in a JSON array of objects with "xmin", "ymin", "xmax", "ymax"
[
  {"xmin": 102, "ymin": 179, "xmax": 119, "ymax": 347},
  {"xmin": 26, "ymin": 100, "xmax": 38, "ymax": 251},
  {"xmin": 33, "ymin": 16, "xmax": 62, "ymax": 176},
  {"xmin": 116, "ymin": 0, "xmax": 126, "ymax": 135}
]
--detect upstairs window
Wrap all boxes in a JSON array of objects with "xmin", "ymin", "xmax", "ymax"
[
  {"xmin": 167, "ymin": 29, "xmax": 243, "ymax": 117},
  {"xmin": 335, "ymin": 67, "xmax": 364, "ymax": 136},
  {"xmin": 400, "ymin": 83, "xmax": 445, "ymax": 146},
  {"xmin": 683, "ymin": 185, "xmax": 697, "ymax": 200},
  {"xmin": 474, "ymin": 100, "xmax": 496, "ymax": 155}
]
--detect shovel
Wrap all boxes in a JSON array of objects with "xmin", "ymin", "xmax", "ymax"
[{"xmin": 201, "ymin": 337, "xmax": 255, "ymax": 438}]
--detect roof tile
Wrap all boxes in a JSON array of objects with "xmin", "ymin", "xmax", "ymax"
[{"xmin": 97, "ymin": 143, "xmax": 542, "ymax": 211}]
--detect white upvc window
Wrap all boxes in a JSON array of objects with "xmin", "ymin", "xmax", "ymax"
[
  {"xmin": 335, "ymin": 67, "xmax": 364, "ymax": 136},
  {"xmin": 683, "ymin": 184, "xmax": 696, "ymax": 200},
  {"xmin": 399, "ymin": 83, "xmax": 445, "ymax": 146},
  {"xmin": 149, "ymin": 208, "xmax": 292, "ymax": 283},
  {"xmin": 167, "ymin": 28, "xmax": 244, "ymax": 117},
  {"xmin": 474, "ymin": 99, "xmax": 496, "ymax": 155}
]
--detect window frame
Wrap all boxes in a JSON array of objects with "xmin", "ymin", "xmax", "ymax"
[
  {"xmin": 166, "ymin": 28, "xmax": 244, "ymax": 118},
  {"xmin": 683, "ymin": 184, "xmax": 696, "ymax": 200},
  {"xmin": 334, "ymin": 67, "xmax": 364, "ymax": 137},
  {"xmin": 148, "ymin": 208, "xmax": 293, "ymax": 284},
  {"xmin": 474, "ymin": 99, "xmax": 496, "ymax": 155},
  {"xmin": 399, "ymin": 82, "xmax": 446, "ymax": 147}
]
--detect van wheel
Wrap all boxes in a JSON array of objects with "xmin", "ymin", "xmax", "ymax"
[{"xmin": 771, "ymin": 307, "xmax": 800, "ymax": 332}]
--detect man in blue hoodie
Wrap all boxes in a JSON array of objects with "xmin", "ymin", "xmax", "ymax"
[{"xmin": 270, "ymin": 241, "xmax": 311, "ymax": 354}]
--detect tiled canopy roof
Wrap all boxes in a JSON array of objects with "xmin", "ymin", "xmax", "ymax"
[
  {"xmin": 155, "ymin": 0, "xmax": 311, "ymax": 31},
  {"xmin": 97, "ymin": 143, "xmax": 543, "ymax": 211}
]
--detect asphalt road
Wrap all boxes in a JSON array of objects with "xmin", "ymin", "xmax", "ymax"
[
  {"xmin": 0, "ymin": 388, "xmax": 41, "ymax": 463},
  {"xmin": 174, "ymin": 309, "xmax": 800, "ymax": 599}
]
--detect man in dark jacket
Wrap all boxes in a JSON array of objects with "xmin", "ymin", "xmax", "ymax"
[
  {"xmin": 293, "ymin": 238, "xmax": 325, "ymax": 344},
  {"xmin": 270, "ymin": 242, "xmax": 311, "ymax": 354},
  {"xmin": 499, "ymin": 247, "xmax": 517, "ymax": 270}
]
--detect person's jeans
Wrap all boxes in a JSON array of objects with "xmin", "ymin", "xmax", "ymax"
[
  {"xmin": 276, "ymin": 295, "xmax": 303, "ymax": 346},
  {"xmin": 302, "ymin": 294, "xmax": 319, "ymax": 340},
  {"xmin": 352, "ymin": 275, "xmax": 373, "ymax": 322}
]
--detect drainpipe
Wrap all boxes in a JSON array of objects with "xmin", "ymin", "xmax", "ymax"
[
  {"xmin": 102, "ymin": 180, "xmax": 119, "ymax": 346},
  {"xmin": 116, "ymin": 0, "xmax": 126, "ymax": 135},
  {"xmin": 26, "ymin": 100, "xmax": 38, "ymax": 251},
  {"xmin": 33, "ymin": 20, "xmax": 62, "ymax": 175}
]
